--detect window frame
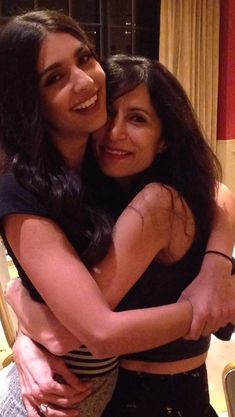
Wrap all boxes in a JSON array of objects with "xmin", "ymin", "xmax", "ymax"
[{"xmin": 0, "ymin": 0, "xmax": 160, "ymax": 60}]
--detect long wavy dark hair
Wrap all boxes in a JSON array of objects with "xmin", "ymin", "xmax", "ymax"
[
  {"xmin": 0, "ymin": 10, "xmax": 112, "ymax": 266},
  {"xmin": 91, "ymin": 55, "xmax": 222, "ymax": 238}
]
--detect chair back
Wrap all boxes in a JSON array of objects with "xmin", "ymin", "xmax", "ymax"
[
  {"xmin": 0, "ymin": 240, "xmax": 17, "ymax": 347},
  {"xmin": 223, "ymin": 361, "xmax": 235, "ymax": 417}
]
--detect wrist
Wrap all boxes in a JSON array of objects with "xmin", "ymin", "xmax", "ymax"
[
  {"xmin": 200, "ymin": 254, "xmax": 232, "ymax": 282},
  {"xmin": 205, "ymin": 250, "xmax": 233, "ymax": 263},
  {"xmin": 204, "ymin": 250, "xmax": 234, "ymax": 272}
]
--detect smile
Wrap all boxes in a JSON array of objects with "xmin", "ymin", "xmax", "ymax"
[
  {"xmin": 72, "ymin": 94, "xmax": 98, "ymax": 110},
  {"xmin": 102, "ymin": 146, "xmax": 132, "ymax": 158}
]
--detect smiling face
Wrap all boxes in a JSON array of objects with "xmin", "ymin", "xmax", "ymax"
[
  {"xmin": 38, "ymin": 32, "xmax": 107, "ymax": 148},
  {"xmin": 93, "ymin": 83, "xmax": 165, "ymax": 182}
]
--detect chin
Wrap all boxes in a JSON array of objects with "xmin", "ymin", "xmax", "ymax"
[
  {"xmin": 101, "ymin": 167, "xmax": 124, "ymax": 178},
  {"xmin": 92, "ymin": 115, "xmax": 107, "ymax": 132}
]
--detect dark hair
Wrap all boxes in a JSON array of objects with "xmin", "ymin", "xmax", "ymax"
[
  {"xmin": 101, "ymin": 54, "xmax": 222, "ymax": 237},
  {"xmin": 0, "ymin": 9, "xmax": 95, "ymax": 167},
  {"xmin": 0, "ymin": 10, "xmax": 111, "ymax": 266}
]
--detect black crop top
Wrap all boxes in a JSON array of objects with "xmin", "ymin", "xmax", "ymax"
[{"xmin": 117, "ymin": 231, "xmax": 235, "ymax": 362}]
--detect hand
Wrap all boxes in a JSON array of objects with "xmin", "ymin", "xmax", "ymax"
[
  {"xmin": 180, "ymin": 257, "xmax": 233, "ymax": 340},
  {"xmin": 13, "ymin": 333, "xmax": 92, "ymax": 416}
]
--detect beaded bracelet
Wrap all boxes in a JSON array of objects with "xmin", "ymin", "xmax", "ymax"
[{"xmin": 204, "ymin": 250, "xmax": 234, "ymax": 267}]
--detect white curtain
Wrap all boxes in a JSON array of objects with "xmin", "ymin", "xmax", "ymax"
[{"xmin": 159, "ymin": 0, "xmax": 220, "ymax": 151}]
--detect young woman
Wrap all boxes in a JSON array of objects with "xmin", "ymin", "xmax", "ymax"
[
  {"xmin": 8, "ymin": 54, "xmax": 235, "ymax": 417},
  {"xmin": 0, "ymin": 10, "xmax": 234, "ymax": 417}
]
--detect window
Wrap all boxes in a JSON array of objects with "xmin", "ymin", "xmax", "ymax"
[{"xmin": 0, "ymin": 0, "xmax": 161, "ymax": 59}]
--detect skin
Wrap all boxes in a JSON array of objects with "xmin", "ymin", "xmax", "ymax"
[
  {"xmin": 5, "ymin": 38, "xmax": 204, "ymax": 353},
  {"xmin": 5, "ymin": 86, "xmax": 235, "ymax": 412},
  {"xmin": 1, "ymin": 32, "xmax": 193, "ymax": 417},
  {"xmin": 93, "ymin": 83, "xmax": 165, "ymax": 180},
  {"xmin": 38, "ymin": 32, "xmax": 107, "ymax": 169},
  {"xmin": 93, "ymin": 83, "xmax": 235, "ymax": 339},
  {"xmin": 3, "ymin": 33, "xmax": 235, "ymax": 416}
]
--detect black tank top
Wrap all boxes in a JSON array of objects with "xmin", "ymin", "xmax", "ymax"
[{"xmin": 117, "ymin": 237, "xmax": 211, "ymax": 362}]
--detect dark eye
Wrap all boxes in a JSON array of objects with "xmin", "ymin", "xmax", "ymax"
[
  {"xmin": 43, "ymin": 73, "xmax": 64, "ymax": 87},
  {"xmin": 79, "ymin": 51, "xmax": 93, "ymax": 65},
  {"xmin": 131, "ymin": 114, "xmax": 146, "ymax": 123}
]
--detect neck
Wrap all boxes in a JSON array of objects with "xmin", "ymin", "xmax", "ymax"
[{"xmin": 115, "ymin": 176, "xmax": 134, "ymax": 192}]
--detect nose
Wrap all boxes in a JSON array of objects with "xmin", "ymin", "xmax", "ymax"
[
  {"xmin": 71, "ymin": 66, "xmax": 95, "ymax": 93},
  {"xmin": 108, "ymin": 115, "xmax": 127, "ymax": 142}
]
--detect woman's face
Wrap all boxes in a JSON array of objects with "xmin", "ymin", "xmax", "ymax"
[
  {"xmin": 38, "ymin": 32, "xmax": 107, "ymax": 143},
  {"xmin": 93, "ymin": 83, "xmax": 164, "ymax": 181}
]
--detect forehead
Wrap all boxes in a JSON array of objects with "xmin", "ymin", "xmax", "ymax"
[
  {"xmin": 114, "ymin": 84, "xmax": 153, "ymax": 111},
  {"xmin": 37, "ymin": 32, "xmax": 84, "ymax": 72},
  {"xmin": 113, "ymin": 83, "xmax": 162, "ymax": 125}
]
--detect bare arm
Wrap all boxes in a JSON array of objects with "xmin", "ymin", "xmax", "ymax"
[
  {"xmin": 4, "ymin": 184, "xmax": 194, "ymax": 358},
  {"xmin": 7, "ymin": 183, "xmax": 235, "ymax": 352},
  {"xmin": 6, "ymin": 182, "xmax": 235, "ymax": 417},
  {"xmin": 6, "ymin": 279, "xmax": 82, "ymax": 353},
  {"xmin": 207, "ymin": 183, "xmax": 235, "ymax": 253},
  {"xmin": 181, "ymin": 182, "xmax": 235, "ymax": 339}
]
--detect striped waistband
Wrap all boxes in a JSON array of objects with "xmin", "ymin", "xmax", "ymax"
[{"xmin": 63, "ymin": 346, "xmax": 119, "ymax": 377}]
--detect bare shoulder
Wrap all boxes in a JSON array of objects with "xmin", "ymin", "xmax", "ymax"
[
  {"xmin": 129, "ymin": 183, "xmax": 195, "ymax": 260},
  {"xmin": 126, "ymin": 183, "xmax": 184, "ymax": 244},
  {"xmin": 130, "ymin": 182, "xmax": 182, "ymax": 216}
]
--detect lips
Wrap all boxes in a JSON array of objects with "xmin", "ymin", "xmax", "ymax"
[
  {"xmin": 72, "ymin": 93, "xmax": 98, "ymax": 111},
  {"xmin": 101, "ymin": 146, "xmax": 132, "ymax": 159}
]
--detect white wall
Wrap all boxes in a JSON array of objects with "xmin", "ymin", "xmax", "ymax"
[{"xmin": 217, "ymin": 139, "xmax": 235, "ymax": 194}]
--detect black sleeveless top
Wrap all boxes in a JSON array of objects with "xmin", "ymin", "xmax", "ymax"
[{"xmin": 117, "ymin": 238, "xmax": 212, "ymax": 362}]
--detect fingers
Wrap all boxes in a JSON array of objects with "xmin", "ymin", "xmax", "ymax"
[
  {"xmin": 37, "ymin": 404, "xmax": 80, "ymax": 417},
  {"xmin": 51, "ymin": 377, "xmax": 91, "ymax": 399},
  {"xmin": 24, "ymin": 397, "xmax": 81, "ymax": 417},
  {"xmin": 51, "ymin": 363, "xmax": 92, "ymax": 391},
  {"xmin": 31, "ymin": 386, "xmax": 92, "ymax": 409},
  {"xmin": 48, "ymin": 389, "xmax": 91, "ymax": 408},
  {"xmin": 24, "ymin": 370, "xmax": 91, "ymax": 398},
  {"xmin": 185, "ymin": 315, "xmax": 204, "ymax": 341},
  {"xmin": 36, "ymin": 406, "xmax": 80, "ymax": 417},
  {"xmin": 201, "ymin": 319, "xmax": 228, "ymax": 336},
  {"xmin": 186, "ymin": 307, "xmax": 229, "ymax": 340},
  {"xmin": 23, "ymin": 397, "xmax": 41, "ymax": 417},
  {"xmin": 20, "ymin": 369, "xmax": 92, "ymax": 410}
]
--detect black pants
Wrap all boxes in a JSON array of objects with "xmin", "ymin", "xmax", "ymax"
[{"xmin": 102, "ymin": 364, "xmax": 218, "ymax": 417}]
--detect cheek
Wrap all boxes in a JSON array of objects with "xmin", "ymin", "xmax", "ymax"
[
  {"xmin": 94, "ymin": 65, "xmax": 106, "ymax": 92},
  {"xmin": 43, "ymin": 86, "xmax": 68, "ymax": 114},
  {"xmin": 138, "ymin": 143, "xmax": 158, "ymax": 169},
  {"xmin": 97, "ymin": 64, "xmax": 106, "ymax": 83}
]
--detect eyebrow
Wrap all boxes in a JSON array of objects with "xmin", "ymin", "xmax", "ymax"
[
  {"xmin": 38, "ymin": 45, "xmax": 88, "ymax": 80},
  {"xmin": 130, "ymin": 106, "xmax": 146, "ymax": 112},
  {"xmin": 128, "ymin": 106, "xmax": 152, "ymax": 117}
]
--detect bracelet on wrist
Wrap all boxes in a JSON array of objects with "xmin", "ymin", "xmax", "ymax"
[{"xmin": 204, "ymin": 250, "xmax": 234, "ymax": 267}]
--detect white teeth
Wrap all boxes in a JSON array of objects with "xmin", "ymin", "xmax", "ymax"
[
  {"xmin": 105, "ymin": 148, "xmax": 129, "ymax": 156},
  {"xmin": 73, "ymin": 94, "xmax": 97, "ymax": 110}
]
